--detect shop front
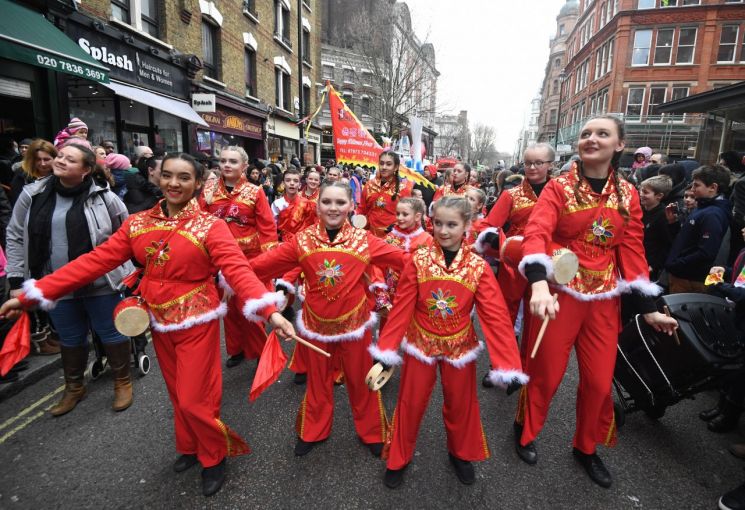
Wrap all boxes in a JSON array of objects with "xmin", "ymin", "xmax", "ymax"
[
  {"xmin": 266, "ymin": 115, "xmax": 300, "ymax": 165},
  {"xmin": 196, "ymin": 96, "xmax": 266, "ymax": 160},
  {"xmin": 64, "ymin": 12, "xmax": 205, "ymax": 158},
  {"xmin": 305, "ymin": 129, "xmax": 321, "ymax": 166}
]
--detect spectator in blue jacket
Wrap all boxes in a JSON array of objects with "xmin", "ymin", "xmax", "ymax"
[{"xmin": 665, "ymin": 164, "xmax": 732, "ymax": 294}]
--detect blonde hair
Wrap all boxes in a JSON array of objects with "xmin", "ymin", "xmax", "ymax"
[
  {"xmin": 431, "ymin": 196, "xmax": 471, "ymax": 224},
  {"xmin": 398, "ymin": 197, "xmax": 426, "ymax": 216},
  {"xmin": 221, "ymin": 146, "xmax": 248, "ymax": 164},
  {"xmin": 467, "ymin": 187, "xmax": 486, "ymax": 206},
  {"xmin": 641, "ymin": 175, "xmax": 673, "ymax": 197},
  {"xmin": 21, "ymin": 139, "xmax": 57, "ymax": 179}
]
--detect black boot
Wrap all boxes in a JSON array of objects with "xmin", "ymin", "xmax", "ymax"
[
  {"xmin": 173, "ymin": 454, "xmax": 198, "ymax": 473},
  {"xmin": 513, "ymin": 422, "xmax": 537, "ymax": 465},
  {"xmin": 384, "ymin": 465, "xmax": 408, "ymax": 489},
  {"xmin": 708, "ymin": 399, "xmax": 742, "ymax": 433},
  {"xmin": 448, "ymin": 453, "xmax": 475, "ymax": 485},
  {"xmin": 226, "ymin": 352, "xmax": 244, "ymax": 368},
  {"xmin": 700, "ymin": 394, "xmax": 726, "ymax": 422},
  {"xmin": 202, "ymin": 458, "xmax": 226, "ymax": 497},
  {"xmin": 572, "ymin": 448, "xmax": 612, "ymax": 488},
  {"xmin": 295, "ymin": 438, "xmax": 320, "ymax": 456},
  {"xmin": 293, "ymin": 372, "xmax": 307, "ymax": 385},
  {"xmin": 367, "ymin": 442, "xmax": 384, "ymax": 457}
]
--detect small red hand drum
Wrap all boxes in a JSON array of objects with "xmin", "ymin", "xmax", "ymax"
[
  {"xmin": 500, "ymin": 235, "xmax": 523, "ymax": 267},
  {"xmin": 499, "ymin": 236, "xmax": 579, "ymax": 285},
  {"xmin": 113, "ymin": 296, "xmax": 150, "ymax": 337}
]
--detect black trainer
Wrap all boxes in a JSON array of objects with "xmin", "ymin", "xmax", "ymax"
[
  {"xmin": 294, "ymin": 372, "xmax": 307, "ymax": 385},
  {"xmin": 572, "ymin": 448, "xmax": 612, "ymax": 488},
  {"xmin": 383, "ymin": 465, "xmax": 408, "ymax": 489},
  {"xmin": 225, "ymin": 352, "xmax": 244, "ymax": 368},
  {"xmin": 173, "ymin": 453, "xmax": 199, "ymax": 473},
  {"xmin": 201, "ymin": 458, "xmax": 226, "ymax": 497},
  {"xmin": 367, "ymin": 442, "xmax": 384, "ymax": 457},
  {"xmin": 448, "ymin": 453, "xmax": 475, "ymax": 485},
  {"xmin": 295, "ymin": 438, "xmax": 317, "ymax": 456},
  {"xmin": 719, "ymin": 481, "xmax": 745, "ymax": 510},
  {"xmin": 513, "ymin": 422, "xmax": 537, "ymax": 465}
]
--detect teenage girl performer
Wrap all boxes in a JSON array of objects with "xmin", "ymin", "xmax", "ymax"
[
  {"xmin": 358, "ymin": 151, "xmax": 413, "ymax": 237},
  {"xmin": 369, "ymin": 196, "xmax": 526, "ymax": 488},
  {"xmin": 516, "ymin": 115, "xmax": 677, "ymax": 488},
  {"xmin": 249, "ymin": 181, "xmax": 406, "ymax": 457},
  {"xmin": 199, "ymin": 146, "xmax": 278, "ymax": 369},
  {"xmin": 0, "ymin": 154, "xmax": 295, "ymax": 497}
]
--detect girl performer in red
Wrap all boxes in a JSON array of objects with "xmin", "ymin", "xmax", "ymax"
[
  {"xmin": 358, "ymin": 151, "xmax": 413, "ymax": 237},
  {"xmin": 0, "ymin": 153, "xmax": 295, "ymax": 497},
  {"xmin": 516, "ymin": 116, "xmax": 677, "ymax": 488},
  {"xmin": 199, "ymin": 146, "xmax": 278, "ymax": 369},
  {"xmin": 250, "ymin": 181, "xmax": 406, "ymax": 457},
  {"xmin": 431, "ymin": 162, "xmax": 472, "ymax": 202},
  {"xmin": 369, "ymin": 196, "xmax": 526, "ymax": 488},
  {"xmin": 271, "ymin": 166, "xmax": 316, "ymax": 241},
  {"xmin": 302, "ymin": 167, "xmax": 321, "ymax": 203}
]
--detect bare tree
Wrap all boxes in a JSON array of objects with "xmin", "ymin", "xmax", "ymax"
[
  {"xmin": 436, "ymin": 121, "xmax": 470, "ymax": 159},
  {"xmin": 342, "ymin": 3, "xmax": 439, "ymax": 138},
  {"xmin": 471, "ymin": 123, "xmax": 498, "ymax": 166}
]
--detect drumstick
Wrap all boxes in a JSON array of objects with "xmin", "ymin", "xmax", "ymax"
[
  {"xmin": 530, "ymin": 294, "xmax": 558, "ymax": 359},
  {"xmin": 290, "ymin": 334, "xmax": 331, "ymax": 358},
  {"xmin": 663, "ymin": 305, "xmax": 680, "ymax": 346}
]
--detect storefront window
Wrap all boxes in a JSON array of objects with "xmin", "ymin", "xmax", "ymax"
[
  {"xmin": 282, "ymin": 138, "xmax": 296, "ymax": 164},
  {"xmin": 268, "ymin": 135, "xmax": 281, "ymax": 162},
  {"xmin": 68, "ymin": 81, "xmax": 117, "ymax": 147},
  {"xmin": 120, "ymin": 99, "xmax": 149, "ymax": 126},
  {"xmin": 303, "ymin": 143, "xmax": 316, "ymax": 165},
  {"xmin": 196, "ymin": 130, "xmax": 246, "ymax": 158},
  {"xmin": 153, "ymin": 110, "xmax": 183, "ymax": 154}
]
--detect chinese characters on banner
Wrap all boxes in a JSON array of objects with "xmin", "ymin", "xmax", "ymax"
[{"xmin": 328, "ymin": 84, "xmax": 383, "ymax": 167}]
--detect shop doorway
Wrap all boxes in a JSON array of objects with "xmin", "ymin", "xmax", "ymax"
[{"xmin": 0, "ymin": 79, "xmax": 35, "ymax": 139}]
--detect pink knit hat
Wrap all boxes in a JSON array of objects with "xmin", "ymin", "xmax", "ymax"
[
  {"xmin": 67, "ymin": 117, "xmax": 88, "ymax": 134},
  {"xmin": 105, "ymin": 153, "xmax": 131, "ymax": 170}
]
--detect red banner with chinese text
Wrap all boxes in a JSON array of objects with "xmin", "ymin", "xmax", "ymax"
[{"xmin": 328, "ymin": 84, "xmax": 383, "ymax": 167}]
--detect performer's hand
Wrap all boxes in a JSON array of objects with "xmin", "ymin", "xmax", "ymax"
[
  {"xmin": 664, "ymin": 203, "xmax": 679, "ymax": 224},
  {"xmin": 529, "ymin": 281, "xmax": 558, "ymax": 320},
  {"xmin": 269, "ymin": 312, "xmax": 296, "ymax": 340},
  {"xmin": 709, "ymin": 266, "xmax": 725, "ymax": 276},
  {"xmin": 643, "ymin": 311, "xmax": 678, "ymax": 336},
  {"xmin": 9, "ymin": 289, "xmax": 21, "ymax": 299},
  {"xmin": 0, "ymin": 298, "xmax": 23, "ymax": 320}
]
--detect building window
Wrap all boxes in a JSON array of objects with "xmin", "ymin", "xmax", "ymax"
[
  {"xmin": 275, "ymin": 1, "xmax": 291, "ymax": 46},
  {"xmin": 361, "ymin": 71, "xmax": 373, "ymax": 86},
  {"xmin": 676, "ymin": 27, "xmax": 697, "ymax": 64},
  {"xmin": 670, "ymin": 86, "xmax": 689, "ymax": 120},
  {"xmin": 342, "ymin": 91, "xmax": 353, "ymax": 111},
  {"xmin": 661, "ymin": 0, "xmax": 700, "ymax": 6},
  {"xmin": 322, "ymin": 64, "xmax": 334, "ymax": 81},
  {"xmin": 302, "ymin": 29, "xmax": 311, "ymax": 64},
  {"xmin": 559, "ymin": 24, "xmax": 565, "ymax": 36},
  {"xmin": 140, "ymin": 0, "xmax": 158, "ymax": 36},
  {"xmin": 647, "ymin": 87, "xmax": 666, "ymax": 119},
  {"xmin": 111, "ymin": 0, "xmax": 159, "ymax": 37},
  {"xmin": 302, "ymin": 85, "xmax": 311, "ymax": 117},
  {"xmin": 654, "ymin": 28, "xmax": 674, "ymax": 65},
  {"xmin": 574, "ymin": 59, "xmax": 589, "ymax": 93},
  {"xmin": 718, "ymin": 25, "xmax": 739, "ymax": 63},
  {"xmin": 632, "ymin": 29, "xmax": 653, "ymax": 66},
  {"xmin": 552, "ymin": 79, "xmax": 559, "ymax": 94},
  {"xmin": 595, "ymin": 38, "xmax": 614, "ymax": 79},
  {"xmin": 243, "ymin": 0, "xmax": 257, "ymax": 18},
  {"xmin": 343, "ymin": 68, "xmax": 355, "ymax": 84},
  {"xmin": 549, "ymin": 108, "xmax": 557, "ymax": 124},
  {"xmin": 244, "ymin": 49, "xmax": 256, "ymax": 97},
  {"xmin": 360, "ymin": 96, "xmax": 370, "ymax": 116},
  {"xmin": 275, "ymin": 68, "xmax": 292, "ymax": 111},
  {"xmin": 111, "ymin": 0, "xmax": 130, "ymax": 23},
  {"xmin": 626, "ymin": 87, "xmax": 645, "ymax": 119},
  {"xmin": 201, "ymin": 19, "xmax": 219, "ymax": 80},
  {"xmin": 638, "ymin": 0, "xmax": 654, "ymax": 8}
]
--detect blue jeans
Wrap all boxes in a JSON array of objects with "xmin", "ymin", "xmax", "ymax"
[{"xmin": 47, "ymin": 293, "xmax": 128, "ymax": 348}]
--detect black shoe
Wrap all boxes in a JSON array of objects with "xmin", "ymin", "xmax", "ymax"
[
  {"xmin": 294, "ymin": 438, "xmax": 317, "ymax": 457},
  {"xmin": 513, "ymin": 422, "xmax": 537, "ymax": 465},
  {"xmin": 383, "ymin": 466, "xmax": 408, "ymax": 489},
  {"xmin": 719, "ymin": 481, "xmax": 745, "ymax": 510},
  {"xmin": 0, "ymin": 371, "xmax": 19, "ymax": 384},
  {"xmin": 201, "ymin": 458, "xmax": 226, "ymax": 497},
  {"xmin": 448, "ymin": 453, "xmax": 475, "ymax": 485},
  {"xmin": 481, "ymin": 371, "xmax": 495, "ymax": 388},
  {"xmin": 173, "ymin": 454, "xmax": 199, "ymax": 473},
  {"xmin": 367, "ymin": 442, "xmax": 384, "ymax": 457},
  {"xmin": 700, "ymin": 405, "xmax": 723, "ymax": 422},
  {"xmin": 225, "ymin": 353, "xmax": 244, "ymax": 368},
  {"xmin": 293, "ymin": 372, "xmax": 307, "ymax": 385},
  {"xmin": 709, "ymin": 412, "xmax": 741, "ymax": 433},
  {"xmin": 572, "ymin": 448, "xmax": 612, "ymax": 488},
  {"xmin": 10, "ymin": 360, "xmax": 29, "ymax": 373}
]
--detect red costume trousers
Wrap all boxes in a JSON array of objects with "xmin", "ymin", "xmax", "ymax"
[
  {"xmin": 295, "ymin": 331, "xmax": 386, "ymax": 444},
  {"xmin": 386, "ymin": 354, "xmax": 490, "ymax": 470},
  {"xmin": 152, "ymin": 320, "xmax": 249, "ymax": 467},
  {"xmin": 497, "ymin": 263, "xmax": 528, "ymax": 326},
  {"xmin": 517, "ymin": 293, "xmax": 618, "ymax": 454},
  {"xmin": 225, "ymin": 294, "xmax": 267, "ymax": 359}
]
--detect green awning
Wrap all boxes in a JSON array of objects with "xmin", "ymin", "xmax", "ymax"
[{"xmin": 0, "ymin": 0, "xmax": 109, "ymax": 83}]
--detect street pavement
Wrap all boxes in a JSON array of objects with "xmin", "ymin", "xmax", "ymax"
[{"xmin": 0, "ymin": 321, "xmax": 743, "ymax": 509}]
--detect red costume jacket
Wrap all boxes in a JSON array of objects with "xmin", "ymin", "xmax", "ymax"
[
  {"xmin": 250, "ymin": 223, "xmax": 406, "ymax": 341},
  {"xmin": 432, "ymin": 182, "xmax": 471, "ymax": 202},
  {"xmin": 486, "ymin": 178, "xmax": 545, "ymax": 237},
  {"xmin": 358, "ymin": 176, "xmax": 414, "ymax": 237},
  {"xmin": 370, "ymin": 242, "xmax": 526, "ymax": 386},
  {"xmin": 518, "ymin": 164, "xmax": 658, "ymax": 300},
  {"xmin": 272, "ymin": 194, "xmax": 317, "ymax": 241},
  {"xmin": 199, "ymin": 174, "xmax": 278, "ymax": 257},
  {"xmin": 18, "ymin": 199, "xmax": 282, "ymax": 330},
  {"xmin": 378, "ymin": 225, "xmax": 433, "ymax": 304}
]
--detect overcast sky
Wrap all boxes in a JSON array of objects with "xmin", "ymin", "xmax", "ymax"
[{"xmin": 404, "ymin": 0, "xmax": 568, "ymax": 153}]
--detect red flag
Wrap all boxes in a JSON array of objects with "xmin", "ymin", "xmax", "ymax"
[
  {"xmin": 0, "ymin": 313, "xmax": 30, "ymax": 376},
  {"xmin": 249, "ymin": 330, "xmax": 288, "ymax": 402}
]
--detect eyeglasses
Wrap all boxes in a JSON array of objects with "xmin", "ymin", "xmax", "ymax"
[{"xmin": 524, "ymin": 161, "xmax": 549, "ymax": 168}]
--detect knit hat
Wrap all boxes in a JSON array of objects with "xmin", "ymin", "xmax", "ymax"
[
  {"xmin": 67, "ymin": 117, "xmax": 88, "ymax": 134},
  {"xmin": 105, "ymin": 153, "xmax": 131, "ymax": 170}
]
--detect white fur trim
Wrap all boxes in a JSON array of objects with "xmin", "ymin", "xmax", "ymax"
[
  {"xmin": 21, "ymin": 279, "xmax": 56, "ymax": 311},
  {"xmin": 275, "ymin": 278, "xmax": 296, "ymax": 294},
  {"xmin": 297, "ymin": 284, "xmax": 306, "ymax": 302},
  {"xmin": 625, "ymin": 277, "xmax": 663, "ymax": 297},
  {"xmin": 368, "ymin": 282, "xmax": 388, "ymax": 293},
  {"xmin": 368, "ymin": 344, "xmax": 403, "ymax": 366},
  {"xmin": 401, "ymin": 339, "xmax": 484, "ymax": 368},
  {"xmin": 295, "ymin": 308, "xmax": 377, "ymax": 343},
  {"xmin": 474, "ymin": 227, "xmax": 499, "ymax": 255},
  {"xmin": 488, "ymin": 368, "xmax": 530, "ymax": 389},
  {"xmin": 150, "ymin": 302, "xmax": 227, "ymax": 332},
  {"xmin": 217, "ymin": 272, "xmax": 234, "ymax": 298},
  {"xmin": 243, "ymin": 291, "xmax": 286, "ymax": 322},
  {"xmin": 518, "ymin": 253, "xmax": 554, "ymax": 280},
  {"xmin": 390, "ymin": 226, "xmax": 425, "ymax": 252}
]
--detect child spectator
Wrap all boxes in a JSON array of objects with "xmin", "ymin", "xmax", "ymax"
[
  {"xmin": 665, "ymin": 165, "xmax": 732, "ymax": 293},
  {"xmin": 639, "ymin": 175, "xmax": 674, "ymax": 282}
]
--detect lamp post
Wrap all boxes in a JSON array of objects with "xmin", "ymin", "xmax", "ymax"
[{"xmin": 554, "ymin": 69, "xmax": 567, "ymax": 152}]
